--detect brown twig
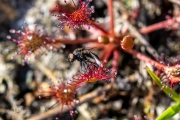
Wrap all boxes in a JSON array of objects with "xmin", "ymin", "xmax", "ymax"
[
  {"xmin": 34, "ymin": 61, "xmax": 57, "ymax": 84},
  {"xmin": 168, "ymin": 0, "xmax": 180, "ymax": 5},
  {"xmin": 0, "ymin": 108, "xmax": 24, "ymax": 120},
  {"xmin": 0, "ymin": 0, "xmax": 17, "ymax": 22}
]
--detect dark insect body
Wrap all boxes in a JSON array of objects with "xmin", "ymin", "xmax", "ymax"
[{"xmin": 68, "ymin": 48, "xmax": 102, "ymax": 70}]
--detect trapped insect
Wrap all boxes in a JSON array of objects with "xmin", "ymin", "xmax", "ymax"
[{"xmin": 68, "ymin": 48, "xmax": 102, "ymax": 69}]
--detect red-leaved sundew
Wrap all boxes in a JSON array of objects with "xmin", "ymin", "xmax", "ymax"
[
  {"xmin": 73, "ymin": 63, "xmax": 117, "ymax": 83},
  {"xmin": 127, "ymin": 49, "xmax": 180, "ymax": 92},
  {"xmin": 37, "ymin": 63, "xmax": 116, "ymax": 119},
  {"xmin": 53, "ymin": 0, "xmax": 95, "ymax": 29},
  {"xmin": 152, "ymin": 56, "xmax": 180, "ymax": 91},
  {"xmin": 7, "ymin": 23, "xmax": 55, "ymax": 63},
  {"xmin": 158, "ymin": 64, "xmax": 180, "ymax": 89},
  {"xmin": 38, "ymin": 81, "xmax": 79, "ymax": 119},
  {"xmin": 128, "ymin": 49, "xmax": 180, "ymax": 98}
]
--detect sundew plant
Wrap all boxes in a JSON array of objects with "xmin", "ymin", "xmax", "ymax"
[{"xmin": 1, "ymin": 0, "xmax": 180, "ymax": 120}]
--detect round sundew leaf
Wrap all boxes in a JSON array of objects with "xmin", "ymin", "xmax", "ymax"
[
  {"xmin": 146, "ymin": 67, "xmax": 180, "ymax": 102},
  {"xmin": 54, "ymin": 0, "xmax": 95, "ymax": 29},
  {"xmin": 98, "ymin": 35, "xmax": 109, "ymax": 44},
  {"xmin": 7, "ymin": 23, "xmax": 55, "ymax": 61},
  {"xmin": 121, "ymin": 35, "xmax": 134, "ymax": 50}
]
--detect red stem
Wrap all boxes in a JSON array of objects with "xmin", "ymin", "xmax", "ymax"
[
  {"xmin": 85, "ymin": 43, "xmax": 105, "ymax": 50},
  {"xmin": 88, "ymin": 19, "xmax": 109, "ymax": 35},
  {"xmin": 108, "ymin": 0, "xmax": 115, "ymax": 36},
  {"xmin": 126, "ymin": 49, "xmax": 166, "ymax": 71},
  {"xmin": 112, "ymin": 49, "xmax": 120, "ymax": 72},
  {"xmin": 99, "ymin": 48, "xmax": 106, "ymax": 60},
  {"xmin": 103, "ymin": 43, "xmax": 115, "ymax": 61},
  {"xmin": 140, "ymin": 18, "xmax": 176, "ymax": 34},
  {"xmin": 54, "ymin": 38, "xmax": 98, "ymax": 44}
]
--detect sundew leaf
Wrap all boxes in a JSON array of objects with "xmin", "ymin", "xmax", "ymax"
[
  {"xmin": 146, "ymin": 67, "xmax": 180, "ymax": 102},
  {"xmin": 156, "ymin": 102, "xmax": 180, "ymax": 120}
]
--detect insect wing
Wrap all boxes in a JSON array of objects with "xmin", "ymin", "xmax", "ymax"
[{"xmin": 90, "ymin": 52, "xmax": 102, "ymax": 67}]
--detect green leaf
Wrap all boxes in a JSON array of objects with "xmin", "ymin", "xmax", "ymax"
[
  {"xmin": 146, "ymin": 67, "xmax": 180, "ymax": 102},
  {"xmin": 156, "ymin": 103, "xmax": 180, "ymax": 120}
]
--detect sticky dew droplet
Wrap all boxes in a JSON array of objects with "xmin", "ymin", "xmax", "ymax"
[
  {"xmin": 15, "ymin": 52, "xmax": 18, "ymax": 55},
  {"xmin": 61, "ymin": 44, "xmax": 66, "ymax": 49},
  {"xmin": 21, "ymin": 60, "xmax": 26, "ymax": 66},
  {"xmin": 74, "ymin": 110, "xmax": 78, "ymax": 114},
  {"xmin": 27, "ymin": 35, "xmax": 33, "ymax": 40},
  {"xmin": 63, "ymin": 89, "xmax": 67, "ymax": 93},
  {"xmin": 6, "ymin": 49, "xmax": 11, "ymax": 53},
  {"xmin": 10, "ymin": 29, "xmax": 16, "ymax": 33},
  {"xmin": 50, "ymin": 46, "xmax": 53, "ymax": 49},
  {"xmin": 75, "ymin": 100, "xmax": 79, "ymax": 104},
  {"xmin": 161, "ymin": 81, "xmax": 164, "ymax": 85},
  {"xmin": 70, "ymin": 110, "xmax": 74, "ymax": 116},
  {"xmin": 7, "ymin": 35, "xmax": 11, "ymax": 39},
  {"xmin": 11, "ymin": 56, "xmax": 15, "ymax": 60}
]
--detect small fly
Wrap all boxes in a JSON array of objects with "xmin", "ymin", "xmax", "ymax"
[{"xmin": 68, "ymin": 48, "xmax": 102, "ymax": 70}]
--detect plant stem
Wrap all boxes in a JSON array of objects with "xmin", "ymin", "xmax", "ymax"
[
  {"xmin": 108, "ymin": 0, "xmax": 115, "ymax": 36},
  {"xmin": 102, "ymin": 43, "xmax": 115, "ymax": 61},
  {"xmin": 85, "ymin": 43, "xmax": 105, "ymax": 50},
  {"xmin": 140, "ymin": 18, "xmax": 175, "ymax": 34},
  {"xmin": 112, "ymin": 49, "xmax": 120, "ymax": 72},
  {"xmin": 88, "ymin": 19, "xmax": 109, "ymax": 35},
  {"xmin": 54, "ymin": 38, "xmax": 98, "ymax": 44},
  {"xmin": 127, "ymin": 49, "xmax": 166, "ymax": 71}
]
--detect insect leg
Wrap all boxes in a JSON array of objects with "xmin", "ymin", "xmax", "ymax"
[
  {"xmin": 83, "ymin": 61, "xmax": 89, "ymax": 72},
  {"xmin": 80, "ymin": 61, "xmax": 83, "ymax": 71}
]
